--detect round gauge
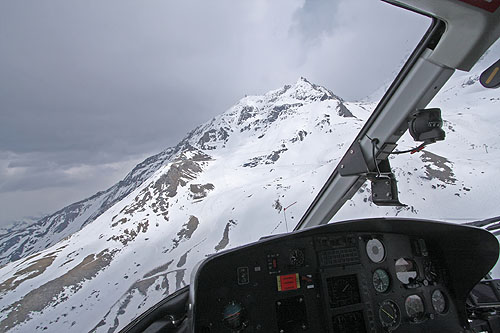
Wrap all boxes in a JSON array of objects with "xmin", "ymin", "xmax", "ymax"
[
  {"xmin": 405, "ymin": 295, "xmax": 425, "ymax": 322},
  {"xmin": 395, "ymin": 258, "xmax": 418, "ymax": 284},
  {"xmin": 372, "ymin": 268, "xmax": 391, "ymax": 293},
  {"xmin": 289, "ymin": 248, "xmax": 305, "ymax": 266},
  {"xmin": 378, "ymin": 300, "xmax": 401, "ymax": 331},
  {"xmin": 431, "ymin": 289, "xmax": 447, "ymax": 314},
  {"xmin": 222, "ymin": 301, "xmax": 245, "ymax": 330},
  {"xmin": 366, "ymin": 239, "xmax": 385, "ymax": 263}
]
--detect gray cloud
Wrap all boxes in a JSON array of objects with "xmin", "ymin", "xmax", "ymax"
[
  {"xmin": 0, "ymin": 151, "xmax": 144, "ymax": 193},
  {"xmin": 0, "ymin": 0, "xmax": 429, "ymax": 226},
  {"xmin": 0, "ymin": 151, "xmax": 143, "ymax": 225},
  {"xmin": 290, "ymin": 0, "xmax": 340, "ymax": 46},
  {"xmin": 0, "ymin": 0, "xmax": 302, "ymax": 156},
  {"xmin": 291, "ymin": 1, "xmax": 431, "ymax": 100}
]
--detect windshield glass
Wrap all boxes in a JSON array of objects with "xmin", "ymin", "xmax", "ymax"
[
  {"xmin": 331, "ymin": 38, "xmax": 500, "ymax": 277},
  {"xmin": 334, "ymin": 38, "xmax": 500, "ymax": 224},
  {"xmin": 0, "ymin": 2, "xmax": 452, "ymax": 332}
]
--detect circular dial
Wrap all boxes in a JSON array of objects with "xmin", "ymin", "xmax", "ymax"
[
  {"xmin": 366, "ymin": 239, "xmax": 385, "ymax": 263},
  {"xmin": 378, "ymin": 300, "xmax": 401, "ymax": 331},
  {"xmin": 395, "ymin": 258, "xmax": 418, "ymax": 284},
  {"xmin": 289, "ymin": 248, "xmax": 305, "ymax": 266},
  {"xmin": 222, "ymin": 301, "xmax": 246, "ymax": 330},
  {"xmin": 405, "ymin": 295, "xmax": 425, "ymax": 322},
  {"xmin": 431, "ymin": 289, "xmax": 447, "ymax": 314},
  {"xmin": 372, "ymin": 268, "xmax": 391, "ymax": 293}
]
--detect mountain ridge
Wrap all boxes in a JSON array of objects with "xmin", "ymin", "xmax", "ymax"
[{"xmin": 0, "ymin": 77, "xmax": 352, "ymax": 268}]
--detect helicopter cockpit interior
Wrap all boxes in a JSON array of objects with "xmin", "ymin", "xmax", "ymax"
[{"xmin": 189, "ymin": 218, "xmax": 498, "ymax": 332}]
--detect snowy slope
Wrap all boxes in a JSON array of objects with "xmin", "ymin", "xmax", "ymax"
[
  {"xmin": 1, "ymin": 51, "xmax": 500, "ymax": 332},
  {"xmin": 0, "ymin": 146, "xmax": 181, "ymax": 266}
]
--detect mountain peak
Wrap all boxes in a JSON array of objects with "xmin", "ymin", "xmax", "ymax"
[
  {"xmin": 296, "ymin": 76, "xmax": 312, "ymax": 85},
  {"xmin": 234, "ymin": 78, "xmax": 340, "ymax": 109},
  {"xmin": 281, "ymin": 77, "xmax": 342, "ymax": 103}
]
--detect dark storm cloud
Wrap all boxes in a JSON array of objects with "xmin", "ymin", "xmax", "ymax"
[
  {"xmin": 0, "ymin": 0, "xmax": 430, "ymax": 226},
  {"xmin": 1, "ymin": 165, "xmax": 81, "ymax": 193},
  {"xmin": 0, "ymin": 0, "xmax": 215, "ymax": 157},
  {"xmin": 0, "ymin": 0, "xmax": 301, "ymax": 158},
  {"xmin": 0, "ymin": 150, "xmax": 140, "ymax": 193}
]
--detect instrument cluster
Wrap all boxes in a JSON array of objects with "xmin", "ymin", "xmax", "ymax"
[
  {"xmin": 315, "ymin": 232, "xmax": 455, "ymax": 332},
  {"xmin": 190, "ymin": 219, "xmax": 494, "ymax": 332}
]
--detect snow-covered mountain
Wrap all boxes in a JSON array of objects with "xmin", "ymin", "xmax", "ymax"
[
  {"xmin": 0, "ymin": 147, "xmax": 182, "ymax": 266},
  {"xmin": 0, "ymin": 77, "xmax": 354, "ymax": 268},
  {"xmin": 1, "ymin": 52, "xmax": 499, "ymax": 332},
  {"xmin": 0, "ymin": 216, "xmax": 42, "ymax": 237}
]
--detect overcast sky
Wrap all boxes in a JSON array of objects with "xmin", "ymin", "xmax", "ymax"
[{"xmin": 0, "ymin": 0, "xmax": 429, "ymax": 227}]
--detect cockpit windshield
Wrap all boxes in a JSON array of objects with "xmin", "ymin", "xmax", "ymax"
[
  {"xmin": 334, "ymin": 38, "xmax": 500, "ymax": 224},
  {"xmin": 2, "ymin": 1, "xmax": 500, "ymax": 333}
]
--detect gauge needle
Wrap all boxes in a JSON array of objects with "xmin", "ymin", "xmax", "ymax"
[{"xmin": 381, "ymin": 308, "xmax": 394, "ymax": 320}]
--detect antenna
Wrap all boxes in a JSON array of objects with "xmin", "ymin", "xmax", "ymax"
[{"xmin": 283, "ymin": 201, "xmax": 298, "ymax": 232}]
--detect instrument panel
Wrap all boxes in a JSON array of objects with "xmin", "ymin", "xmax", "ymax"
[{"xmin": 189, "ymin": 218, "xmax": 498, "ymax": 332}]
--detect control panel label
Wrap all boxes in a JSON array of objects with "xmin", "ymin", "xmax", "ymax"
[{"xmin": 277, "ymin": 273, "xmax": 300, "ymax": 291}]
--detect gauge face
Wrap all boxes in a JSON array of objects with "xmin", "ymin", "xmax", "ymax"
[
  {"xmin": 366, "ymin": 239, "xmax": 385, "ymax": 263},
  {"xmin": 328, "ymin": 275, "xmax": 361, "ymax": 308},
  {"xmin": 378, "ymin": 300, "xmax": 401, "ymax": 331},
  {"xmin": 222, "ymin": 301, "xmax": 245, "ymax": 330},
  {"xmin": 289, "ymin": 248, "xmax": 305, "ymax": 266},
  {"xmin": 372, "ymin": 269, "xmax": 390, "ymax": 293},
  {"xmin": 405, "ymin": 295, "xmax": 425, "ymax": 322},
  {"xmin": 431, "ymin": 290, "xmax": 447, "ymax": 314},
  {"xmin": 395, "ymin": 258, "xmax": 418, "ymax": 284}
]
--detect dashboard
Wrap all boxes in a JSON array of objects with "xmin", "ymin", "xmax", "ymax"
[{"xmin": 189, "ymin": 218, "xmax": 498, "ymax": 332}]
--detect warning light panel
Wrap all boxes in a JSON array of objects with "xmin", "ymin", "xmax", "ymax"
[
  {"xmin": 267, "ymin": 254, "xmax": 280, "ymax": 274},
  {"xmin": 277, "ymin": 273, "xmax": 301, "ymax": 291}
]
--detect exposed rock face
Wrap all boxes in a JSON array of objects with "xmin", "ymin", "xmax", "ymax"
[
  {"xmin": 1, "ymin": 249, "xmax": 117, "ymax": 331},
  {"xmin": 420, "ymin": 151, "xmax": 457, "ymax": 185},
  {"xmin": 189, "ymin": 184, "xmax": 215, "ymax": 200},
  {"xmin": 243, "ymin": 148, "xmax": 288, "ymax": 168},
  {"xmin": 214, "ymin": 220, "xmax": 237, "ymax": 252},
  {"xmin": 172, "ymin": 216, "xmax": 200, "ymax": 249}
]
